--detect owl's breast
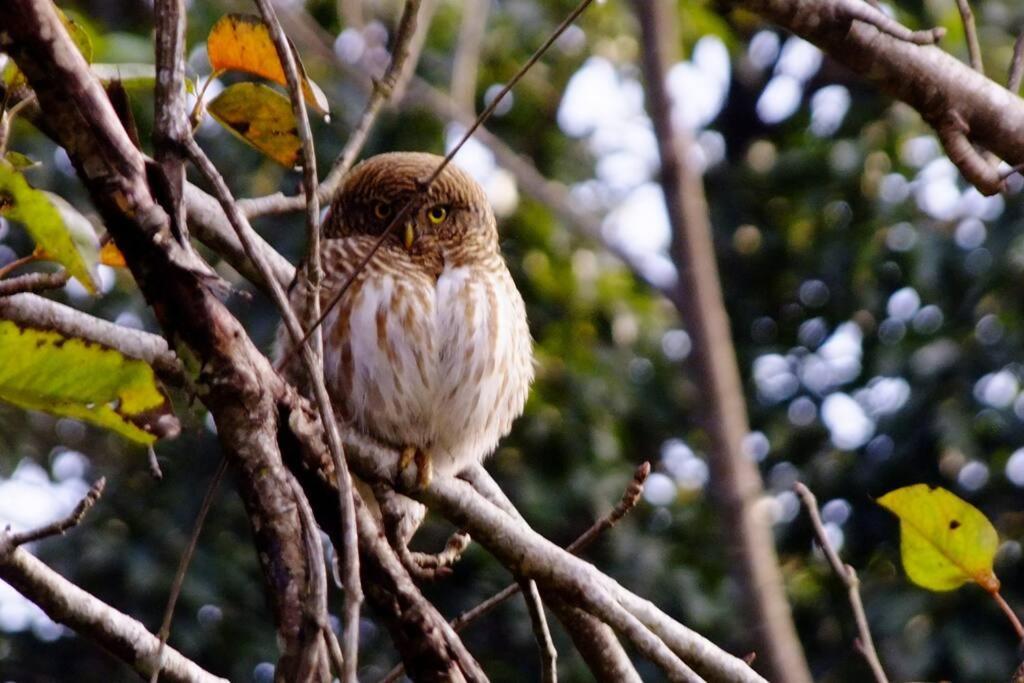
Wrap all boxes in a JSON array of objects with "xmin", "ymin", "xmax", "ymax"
[
  {"xmin": 320, "ymin": 245, "xmax": 532, "ymax": 475},
  {"xmin": 431, "ymin": 263, "xmax": 533, "ymax": 473}
]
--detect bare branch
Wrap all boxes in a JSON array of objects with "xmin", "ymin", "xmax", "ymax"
[
  {"xmin": 152, "ymin": 0, "xmax": 190, "ymax": 245},
  {"xmin": 955, "ymin": 0, "xmax": 984, "ymax": 73},
  {"xmin": 289, "ymin": 475, "xmax": 332, "ymax": 681},
  {"xmin": 794, "ymin": 483, "xmax": 889, "ymax": 683},
  {"xmin": 0, "ymin": 292, "xmax": 182, "ymax": 382},
  {"xmin": 0, "ymin": 3, "xmax": 328, "ymax": 677},
  {"xmin": 0, "ymin": 270, "xmax": 69, "ymax": 296},
  {"xmin": 0, "ymin": 546, "xmax": 226, "ymax": 683},
  {"xmin": 184, "ymin": 134, "xmax": 363, "ymax": 683},
  {"xmin": 521, "ymin": 578, "xmax": 558, "ymax": 683},
  {"xmin": 247, "ymin": 4, "xmax": 362, "ymax": 676},
  {"xmin": 739, "ymin": 0, "xmax": 1024, "ymax": 195},
  {"xmin": 3, "ymin": 478, "xmax": 105, "ymax": 548},
  {"xmin": 151, "ymin": 459, "xmax": 227, "ymax": 683},
  {"xmin": 545, "ymin": 594, "xmax": 642, "ymax": 683},
  {"xmin": 0, "ymin": 478, "xmax": 222, "ymax": 681},
  {"xmin": 1010, "ymin": 33, "xmax": 1024, "ymax": 93},
  {"xmin": 936, "ymin": 109, "xmax": 1004, "ymax": 194}
]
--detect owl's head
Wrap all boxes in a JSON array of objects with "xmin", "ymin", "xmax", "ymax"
[{"xmin": 324, "ymin": 152, "xmax": 498, "ymax": 263}]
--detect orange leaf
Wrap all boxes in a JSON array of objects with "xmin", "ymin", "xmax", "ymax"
[
  {"xmin": 206, "ymin": 14, "xmax": 329, "ymax": 115},
  {"xmin": 99, "ymin": 241, "xmax": 127, "ymax": 268}
]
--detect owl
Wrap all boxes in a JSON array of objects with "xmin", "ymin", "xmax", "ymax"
[{"xmin": 278, "ymin": 152, "xmax": 533, "ymax": 560}]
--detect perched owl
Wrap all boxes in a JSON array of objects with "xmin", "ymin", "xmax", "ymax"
[{"xmin": 278, "ymin": 152, "xmax": 533, "ymax": 560}]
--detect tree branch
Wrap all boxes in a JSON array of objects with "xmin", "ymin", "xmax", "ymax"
[
  {"xmin": 0, "ymin": 3, "xmax": 325, "ymax": 678},
  {"xmin": 794, "ymin": 483, "xmax": 889, "ymax": 683},
  {"xmin": 0, "ymin": 479, "xmax": 226, "ymax": 683},
  {"xmin": 740, "ymin": 0, "xmax": 1024, "ymax": 195},
  {"xmin": 0, "ymin": 292, "xmax": 182, "ymax": 382}
]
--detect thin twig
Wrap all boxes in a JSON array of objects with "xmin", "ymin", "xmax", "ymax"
[
  {"xmin": 289, "ymin": 475, "xmax": 331, "ymax": 680},
  {"xmin": 0, "ymin": 93, "xmax": 36, "ymax": 157},
  {"xmin": 3, "ymin": 477, "xmax": 105, "ymax": 549},
  {"xmin": 282, "ymin": 0, "xmax": 596, "ymax": 358},
  {"xmin": 521, "ymin": 578, "xmax": 558, "ymax": 682},
  {"xmin": 316, "ymin": 0, "xmax": 423, "ymax": 202},
  {"xmin": 252, "ymin": 0, "xmax": 324, "ymax": 369},
  {"xmin": 1009, "ymin": 33, "xmax": 1024, "ymax": 94},
  {"xmin": 147, "ymin": 445, "xmax": 164, "ymax": 480},
  {"xmin": 0, "ymin": 251, "xmax": 38, "ymax": 279},
  {"xmin": 794, "ymin": 483, "xmax": 889, "ymax": 683},
  {"xmin": 0, "ymin": 270, "xmax": 69, "ymax": 296},
  {"xmin": 955, "ymin": 0, "xmax": 984, "ymax": 73},
  {"xmin": 184, "ymin": 135, "xmax": 363, "ymax": 683},
  {"xmin": 150, "ymin": 459, "xmax": 227, "ymax": 683}
]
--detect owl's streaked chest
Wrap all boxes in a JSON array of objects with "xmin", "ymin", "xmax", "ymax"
[{"xmin": 323, "ymin": 258, "xmax": 532, "ymax": 474}]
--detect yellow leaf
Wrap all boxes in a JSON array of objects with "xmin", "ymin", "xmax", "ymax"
[
  {"xmin": 878, "ymin": 484, "xmax": 1000, "ymax": 593},
  {"xmin": 208, "ymin": 82, "xmax": 301, "ymax": 168},
  {"xmin": 99, "ymin": 241, "xmax": 127, "ymax": 268},
  {"xmin": 0, "ymin": 162, "xmax": 100, "ymax": 293},
  {"xmin": 0, "ymin": 320, "xmax": 179, "ymax": 445},
  {"xmin": 206, "ymin": 13, "xmax": 329, "ymax": 115}
]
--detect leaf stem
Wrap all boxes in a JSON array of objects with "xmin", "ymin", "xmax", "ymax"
[{"xmin": 993, "ymin": 590, "xmax": 1024, "ymax": 642}]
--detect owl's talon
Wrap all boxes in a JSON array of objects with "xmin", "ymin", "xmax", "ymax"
[
  {"xmin": 396, "ymin": 446, "xmax": 432, "ymax": 491},
  {"xmin": 414, "ymin": 449, "xmax": 433, "ymax": 490}
]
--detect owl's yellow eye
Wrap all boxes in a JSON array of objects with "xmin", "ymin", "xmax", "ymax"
[
  {"xmin": 374, "ymin": 202, "xmax": 392, "ymax": 219},
  {"xmin": 427, "ymin": 205, "xmax": 449, "ymax": 224}
]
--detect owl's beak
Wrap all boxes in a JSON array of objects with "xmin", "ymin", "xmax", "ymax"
[{"xmin": 403, "ymin": 221, "xmax": 416, "ymax": 250}]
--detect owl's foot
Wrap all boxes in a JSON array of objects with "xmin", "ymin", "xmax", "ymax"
[
  {"xmin": 398, "ymin": 446, "xmax": 433, "ymax": 491},
  {"xmin": 402, "ymin": 530, "xmax": 472, "ymax": 582}
]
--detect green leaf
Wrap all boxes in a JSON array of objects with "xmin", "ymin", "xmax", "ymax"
[
  {"xmin": 208, "ymin": 82, "xmax": 301, "ymax": 168},
  {"xmin": 0, "ymin": 320, "xmax": 179, "ymax": 445},
  {"xmin": 3, "ymin": 151, "xmax": 39, "ymax": 170},
  {"xmin": 0, "ymin": 162, "xmax": 100, "ymax": 293},
  {"xmin": 878, "ymin": 484, "xmax": 1001, "ymax": 593}
]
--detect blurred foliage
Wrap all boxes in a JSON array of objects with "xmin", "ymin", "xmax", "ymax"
[{"xmin": 6, "ymin": 1, "xmax": 1024, "ymax": 682}]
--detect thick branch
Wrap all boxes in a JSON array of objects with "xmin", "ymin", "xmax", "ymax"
[
  {"xmin": 0, "ymin": 3, "xmax": 323, "ymax": 679},
  {"xmin": 740, "ymin": 0, "xmax": 1024, "ymax": 194}
]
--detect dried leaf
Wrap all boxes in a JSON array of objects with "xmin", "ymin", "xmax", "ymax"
[{"xmin": 208, "ymin": 82, "xmax": 301, "ymax": 168}]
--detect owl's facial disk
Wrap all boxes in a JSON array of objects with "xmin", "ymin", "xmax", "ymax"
[{"xmin": 372, "ymin": 199, "xmax": 450, "ymax": 252}]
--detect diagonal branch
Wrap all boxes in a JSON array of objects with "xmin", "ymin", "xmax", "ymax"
[
  {"xmin": 794, "ymin": 483, "xmax": 889, "ymax": 683},
  {"xmin": 248, "ymin": 3, "xmax": 362, "ymax": 678},
  {"xmin": 739, "ymin": 0, "xmax": 1024, "ymax": 195},
  {"xmin": 0, "ymin": 550, "xmax": 227, "ymax": 683}
]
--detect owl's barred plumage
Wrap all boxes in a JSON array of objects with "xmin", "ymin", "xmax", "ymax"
[{"xmin": 281, "ymin": 152, "xmax": 533, "ymax": 486}]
